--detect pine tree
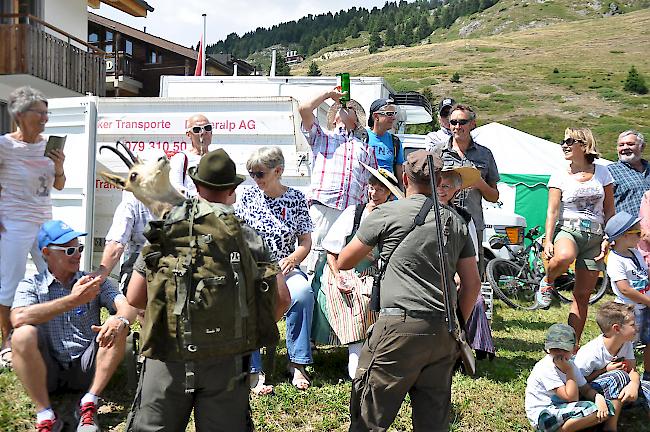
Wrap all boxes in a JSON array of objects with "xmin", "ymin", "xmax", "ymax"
[
  {"xmin": 368, "ymin": 31, "xmax": 383, "ymax": 54},
  {"xmin": 417, "ymin": 15, "xmax": 432, "ymax": 40},
  {"xmin": 385, "ymin": 25, "xmax": 397, "ymax": 46},
  {"xmin": 450, "ymin": 72, "xmax": 461, "ymax": 83},
  {"xmin": 307, "ymin": 61, "xmax": 322, "ymax": 76},
  {"xmin": 624, "ymin": 66, "xmax": 648, "ymax": 94},
  {"xmin": 271, "ymin": 53, "xmax": 291, "ymax": 76}
]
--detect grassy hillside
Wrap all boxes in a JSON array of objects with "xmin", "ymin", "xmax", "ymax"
[{"xmin": 292, "ymin": 7, "xmax": 650, "ymax": 160}]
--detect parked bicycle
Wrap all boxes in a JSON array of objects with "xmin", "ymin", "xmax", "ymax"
[{"xmin": 486, "ymin": 226, "xmax": 609, "ymax": 310}]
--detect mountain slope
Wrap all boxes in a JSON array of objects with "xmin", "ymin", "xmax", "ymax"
[{"xmin": 293, "ymin": 8, "xmax": 650, "ymax": 159}]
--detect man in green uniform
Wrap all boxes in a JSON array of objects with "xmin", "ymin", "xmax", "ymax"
[{"xmin": 338, "ymin": 150, "xmax": 481, "ymax": 432}]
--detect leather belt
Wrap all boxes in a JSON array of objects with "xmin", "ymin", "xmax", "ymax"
[{"xmin": 379, "ymin": 307, "xmax": 443, "ymax": 321}]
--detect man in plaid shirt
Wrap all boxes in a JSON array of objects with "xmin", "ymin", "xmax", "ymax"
[
  {"xmin": 607, "ymin": 130, "xmax": 649, "ymax": 217},
  {"xmin": 10, "ymin": 220, "xmax": 136, "ymax": 432},
  {"xmin": 299, "ymin": 87, "xmax": 378, "ymax": 274}
]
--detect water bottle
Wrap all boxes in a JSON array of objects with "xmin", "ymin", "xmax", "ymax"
[{"xmin": 336, "ymin": 72, "xmax": 350, "ymax": 107}]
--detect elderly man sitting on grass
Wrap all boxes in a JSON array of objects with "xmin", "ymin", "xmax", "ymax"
[{"xmin": 10, "ymin": 220, "xmax": 137, "ymax": 432}]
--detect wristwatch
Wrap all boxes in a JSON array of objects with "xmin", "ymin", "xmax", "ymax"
[{"xmin": 114, "ymin": 315, "xmax": 131, "ymax": 328}]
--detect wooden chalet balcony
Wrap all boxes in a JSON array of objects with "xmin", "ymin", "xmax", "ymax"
[{"xmin": 0, "ymin": 14, "xmax": 106, "ymax": 96}]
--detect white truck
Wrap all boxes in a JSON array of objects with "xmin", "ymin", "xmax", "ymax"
[{"xmin": 42, "ymin": 75, "xmax": 525, "ymax": 277}]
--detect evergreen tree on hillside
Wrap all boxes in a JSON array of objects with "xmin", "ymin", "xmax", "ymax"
[
  {"xmin": 307, "ymin": 61, "xmax": 322, "ymax": 76},
  {"xmin": 309, "ymin": 35, "xmax": 328, "ymax": 56},
  {"xmin": 271, "ymin": 53, "xmax": 291, "ymax": 76},
  {"xmin": 385, "ymin": 25, "xmax": 397, "ymax": 47},
  {"xmin": 368, "ymin": 31, "xmax": 383, "ymax": 54},
  {"xmin": 624, "ymin": 66, "xmax": 648, "ymax": 94},
  {"xmin": 417, "ymin": 15, "xmax": 432, "ymax": 40}
]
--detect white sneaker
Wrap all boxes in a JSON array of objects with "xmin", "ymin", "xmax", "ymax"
[{"xmin": 536, "ymin": 279, "xmax": 554, "ymax": 309}]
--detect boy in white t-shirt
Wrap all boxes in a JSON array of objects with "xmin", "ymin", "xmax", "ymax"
[
  {"xmin": 605, "ymin": 211, "xmax": 650, "ymax": 380},
  {"xmin": 525, "ymin": 323, "xmax": 615, "ymax": 431},
  {"xmin": 574, "ymin": 302, "xmax": 650, "ymax": 427}
]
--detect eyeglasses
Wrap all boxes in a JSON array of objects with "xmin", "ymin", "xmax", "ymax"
[
  {"xmin": 48, "ymin": 244, "xmax": 84, "ymax": 256},
  {"xmin": 561, "ymin": 137, "xmax": 585, "ymax": 146},
  {"xmin": 249, "ymin": 171, "xmax": 266, "ymax": 179},
  {"xmin": 188, "ymin": 124, "xmax": 213, "ymax": 134},
  {"xmin": 449, "ymin": 119, "xmax": 471, "ymax": 126},
  {"xmin": 625, "ymin": 229, "xmax": 641, "ymax": 235},
  {"xmin": 376, "ymin": 111, "xmax": 398, "ymax": 117},
  {"xmin": 26, "ymin": 109, "xmax": 51, "ymax": 116}
]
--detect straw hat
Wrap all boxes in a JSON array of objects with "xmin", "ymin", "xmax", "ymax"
[
  {"xmin": 361, "ymin": 163, "xmax": 404, "ymax": 199},
  {"xmin": 326, "ymin": 99, "xmax": 366, "ymax": 130},
  {"xmin": 441, "ymin": 165, "xmax": 480, "ymax": 189}
]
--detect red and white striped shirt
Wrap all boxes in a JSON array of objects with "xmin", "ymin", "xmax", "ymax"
[{"xmin": 304, "ymin": 122, "xmax": 377, "ymax": 211}]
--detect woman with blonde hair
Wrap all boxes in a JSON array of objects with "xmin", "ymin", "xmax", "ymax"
[{"xmin": 537, "ymin": 128, "xmax": 614, "ymax": 342}]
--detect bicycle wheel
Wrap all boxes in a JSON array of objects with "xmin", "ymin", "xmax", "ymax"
[
  {"xmin": 486, "ymin": 258, "xmax": 538, "ymax": 310},
  {"xmin": 554, "ymin": 271, "xmax": 610, "ymax": 305}
]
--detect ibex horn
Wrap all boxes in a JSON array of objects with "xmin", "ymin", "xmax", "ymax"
[
  {"xmin": 99, "ymin": 144, "xmax": 133, "ymax": 169},
  {"xmin": 116, "ymin": 140, "xmax": 139, "ymax": 164}
]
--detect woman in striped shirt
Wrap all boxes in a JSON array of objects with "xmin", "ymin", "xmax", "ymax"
[{"xmin": 0, "ymin": 87, "xmax": 66, "ymax": 368}]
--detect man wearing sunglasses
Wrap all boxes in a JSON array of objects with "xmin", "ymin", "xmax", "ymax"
[
  {"xmin": 169, "ymin": 113, "xmax": 213, "ymax": 198},
  {"xmin": 424, "ymin": 97, "xmax": 456, "ymax": 148},
  {"xmin": 10, "ymin": 220, "xmax": 136, "ymax": 432},
  {"xmin": 367, "ymin": 98, "xmax": 404, "ymax": 188},
  {"xmin": 431, "ymin": 104, "xmax": 500, "ymax": 275}
]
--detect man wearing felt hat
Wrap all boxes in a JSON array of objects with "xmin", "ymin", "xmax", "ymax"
[
  {"xmin": 298, "ymin": 87, "xmax": 378, "ymax": 276},
  {"xmin": 367, "ymin": 97, "xmax": 404, "ymax": 187},
  {"xmin": 10, "ymin": 220, "xmax": 135, "ymax": 432},
  {"xmin": 123, "ymin": 148, "xmax": 291, "ymax": 432},
  {"xmin": 338, "ymin": 150, "xmax": 481, "ymax": 431}
]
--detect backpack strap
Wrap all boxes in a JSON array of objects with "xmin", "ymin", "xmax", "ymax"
[
  {"xmin": 352, "ymin": 203, "xmax": 365, "ymax": 234},
  {"xmin": 391, "ymin": 134, "xmax": 401, "ymax": 173},
  {"xmin": 182, "ymin": 153, "xmax": 188, "ymax": 183}
]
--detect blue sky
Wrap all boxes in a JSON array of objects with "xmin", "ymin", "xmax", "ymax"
[{"xmin": 92, "ymin": 0, "xmax": 400, "ymax": 48}]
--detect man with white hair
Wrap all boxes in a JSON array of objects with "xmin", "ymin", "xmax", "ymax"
[{"xmin": 608, "ymin": 130, "xmax": 649, "ymax": 217}]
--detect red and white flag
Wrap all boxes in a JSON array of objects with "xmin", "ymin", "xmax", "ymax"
[{"xmin": 194, "ymin": 36, "xmax": 203, "ymax": 76}]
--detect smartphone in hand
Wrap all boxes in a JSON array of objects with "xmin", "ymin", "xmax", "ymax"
[{"xmin": 45, "ymin": 135, "xmax": 66, "ymax": 157}]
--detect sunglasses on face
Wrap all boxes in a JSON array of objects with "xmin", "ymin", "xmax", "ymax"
[
  {"xmin": 376, "ymin": 111, "xmax": 398, "ymax": 117},
  {"xmin": 249, "ymin": 171, "xmax": 266, "ymax": 179},
  {"xmin": 188, "ymin": 124, "xmax": 213, "ymax": 134},
  {"xmin": 449, "ymin": 119, "xmax": 471, "ymax": 126},
  {"xmin": 625, "ymin": 229, "xmax": 641, "ymax": 235},
  {"xmin": 48, "ymin": 244, "xmax": 84, "ymax": 256},
  {"xmin": 561, "ymin": 137, "xmax": 585, "ymax": 146}
]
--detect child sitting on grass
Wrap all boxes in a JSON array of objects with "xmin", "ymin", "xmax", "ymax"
[
  {"xmin": 574, "ymin": 302, "xmax": 647, "ymax": 428},
  {"xmin": 603, "ymin": 211, "xmax": 650, "ymax": 381},
  {"xmin": 525, "ymin": 323, "xmax": 615, "ymax": 432}
]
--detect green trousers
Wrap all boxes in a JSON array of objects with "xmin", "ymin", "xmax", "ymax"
[{"xmin": 349, "ymin": 313, "xmax": 458, "ymax": 432}]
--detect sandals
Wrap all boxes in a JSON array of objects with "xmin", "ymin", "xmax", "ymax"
[
  {"xmin": 249, "ymin": 372, "xmax": 274, "ymax": 396},
  {"xmin": 288, "ymin": 363, "xmax": 310, "ymax": 390},
  {"xmin": 0, "ymin": 347, "xmax": 11, "ymax": 370}
]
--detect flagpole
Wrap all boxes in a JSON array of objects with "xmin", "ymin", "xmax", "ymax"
[{"xmin": 201, "ymin": 13, "xmax": 207, "ymax": 77}]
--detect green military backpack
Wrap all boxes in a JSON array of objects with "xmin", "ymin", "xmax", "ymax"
[{"xmin": 138, "ymin": 198, "xmax": 280, "ymax": 363}]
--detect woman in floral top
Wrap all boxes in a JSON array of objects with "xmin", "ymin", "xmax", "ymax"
[{"xmin": 235, "ymin": 146, "xmax": 314, "ymax": 392}]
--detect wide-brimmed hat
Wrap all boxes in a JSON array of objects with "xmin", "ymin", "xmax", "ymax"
[
  {"xmin": 440, "ymin": 164, "xmax": 480, "ymax": 189},
  {"xmin": 544, "ymin": 323, "xmax": 576, "ymax": 352},
  {"xmin": 361, "ymin": 163, "xmax": 404, "ymax": 199},
  {"xmin": 326, "ymin": 99, "xmax": 366, "ymax": 130},
  {"xmin": 605, "ymin": 211, "xmax": 642, "ymax": 241},
  {"xmin": 188, "ymin": 148, "xmax": 245, "ymax": 190},
  {"xmin": 38, "ymin": 220, "xmax": 87, "ymax": 250}
]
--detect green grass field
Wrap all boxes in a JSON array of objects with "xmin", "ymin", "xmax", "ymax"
[{"xmin": 1, "ymin": 294, "xmax": 648, "ymax": 431}]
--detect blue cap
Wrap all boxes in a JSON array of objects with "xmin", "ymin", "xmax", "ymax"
[
  {"xmin": 604, "ymin": 211, "xmax": 642, "ymax": 242},
  {"xmin": 38, "ymin": 220, "xmax": 87, "ymax": 250}
]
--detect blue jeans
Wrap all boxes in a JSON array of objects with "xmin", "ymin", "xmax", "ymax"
[{"xmin": 249, "ymin": 269, "xmax": 314, "ymax": 372}]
